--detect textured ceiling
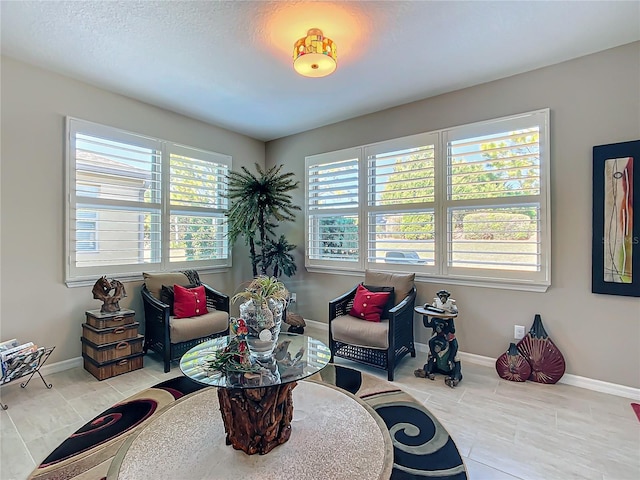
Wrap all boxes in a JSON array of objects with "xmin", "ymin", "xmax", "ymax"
[{"xmin": 2, "ymin": 1, "xmax": 639, "ymax": 141}]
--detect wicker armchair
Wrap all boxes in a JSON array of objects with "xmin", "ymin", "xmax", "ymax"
[
  {"xmin": 329, "ymin": 271, "xmax": 416, "ymax": 381},
  {"xmin": 141, "ymin": 272, "xmax": 229, "ymax": 372}
]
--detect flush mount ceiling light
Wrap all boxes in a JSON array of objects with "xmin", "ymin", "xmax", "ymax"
[{"xmin": 293, "ymin": 28, "xmax": 337, "ymax": 78}]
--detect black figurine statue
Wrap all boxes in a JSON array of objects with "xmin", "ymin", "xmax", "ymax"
[{"xmin": 415, "ymin": 316, "xmax": 463, "ymax": 388}]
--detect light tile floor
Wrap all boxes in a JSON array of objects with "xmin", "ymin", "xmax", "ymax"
[{"xmin": 1, "ymin": 325, "xmax": 639, "ymax": 480}]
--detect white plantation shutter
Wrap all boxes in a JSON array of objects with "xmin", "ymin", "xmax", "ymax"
[
  {"xmin": 448, "ymin": 130, "xmax": 541, "ymax": 200},
  {"xmin": 66, "ymin": 118, "xmax": 230, "ymax": 284},
  {"xmin": 367, "ymin": 141, "xmax": 436, "ymax": 205},
  {"xmin": 365, "ymin": 133, "xmax": 438, "ymax": 268},
  {"xmin": 305, "ymin": 109, "xmax": 550, "ymax": 290},
  {"xmin": 447, "ymin": 205, "xmax": 541, "ymax": 271},
  {"xmin": 70, "ymin": 125, "xmax": 162, "ymax": 276},
  {"xmin": 443, "ymin": 110, "xmax": 549, "ymax": 285},
  {"xmin": 168, "ymin": 145, "xmax": 229, "ymax": 264},
  {"xmin": 306, "ymin": 148, "xmax": 360, "ymax": 266}
]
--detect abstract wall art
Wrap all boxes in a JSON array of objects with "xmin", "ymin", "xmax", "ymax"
[{"xmin": 592, "ymin": 140, "xmax": 640, "ymax": 297}]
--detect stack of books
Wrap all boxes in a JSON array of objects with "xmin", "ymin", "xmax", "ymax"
[{"xmin": 0, "ymin": 339, "xmax": 39, "ymax": 382}]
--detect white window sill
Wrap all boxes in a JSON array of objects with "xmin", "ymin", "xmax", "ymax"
[
  {"xmin": 65, "ymin": 266, "xmax": 231, "ymax": 288},
  {"xmin": 305, "ymin": 266, "xmax": 550, "ymax": 293}
]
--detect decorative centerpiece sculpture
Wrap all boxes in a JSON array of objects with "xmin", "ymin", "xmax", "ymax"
[
  {"xmin": 231, "ymin": 276, "xmax": 289, "ymax": 361},
  {"xmin": 91, "ymin": 276, "xmax": 126, "ymax": 313}
]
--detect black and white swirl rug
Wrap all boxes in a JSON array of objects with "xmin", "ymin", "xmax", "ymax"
[
  {"xmin": 314, "ymin": 365, "xmax": 467, "ymax": 480},
  {"xmin": 29, "ymin": 365, "xmax": 466, "ymax": 479}
]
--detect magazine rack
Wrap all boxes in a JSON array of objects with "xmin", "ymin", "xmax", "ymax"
[{"xmin": 0, "ymin": 346, "xmax": 55, "ymax": 410}]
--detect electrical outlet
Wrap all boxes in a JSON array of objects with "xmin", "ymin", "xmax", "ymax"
[
  {"xmin": 290, "ymin": 292, "xmax": 297, "ymax": 303},
  {"xmin": 514, "ymin": 325, "xmax": 525, "ymax": 340}
]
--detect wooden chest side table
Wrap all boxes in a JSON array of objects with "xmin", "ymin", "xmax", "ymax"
[{"xmin": 82, "ymin": 309, "xmax": 144, "ymax": 381}]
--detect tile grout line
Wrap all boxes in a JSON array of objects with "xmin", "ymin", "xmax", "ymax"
[
  {"xmin": 464, "ymin": 455, "xmax": 527, "ymax": 480},
  {"xmin": 5, "ymin": 407, "xmax": 38, "ymax": 469}
]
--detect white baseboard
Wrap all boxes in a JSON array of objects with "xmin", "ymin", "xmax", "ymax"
[
  {"xmin": 557, "ymin": 373, "xmax": 640, "ymax": 400},
  {"xmin": 0, "ymin": 356, "xmax": 82, "ymax": 391},
  {"xmin": 304, "ymin": 318, "xmax": 329, "ymax": 331},
  {"xmin": 417, "ymin": 341, "xmax": 640, "ymax": 400},
  {"xmin": 11, "ymin": 323, "xmax": 639, "ymax": 401},
  {"xmin": 307, "ymin": 320, "xmax": 640, "ymax": 400},
  {"xmin": 40, "ymin": 356, "xmax": 83, "ymax": 376}
]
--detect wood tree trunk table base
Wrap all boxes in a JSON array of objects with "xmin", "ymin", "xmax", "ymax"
[{"xmin": 217, "ymin": 381, "xmax": 297, "ymax": 455}]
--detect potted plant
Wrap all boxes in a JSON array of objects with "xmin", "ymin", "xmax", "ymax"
[
  {"xmin": 231, "ymin": 276, "xmax": 289, "ymax": 360},
  {"xmin": 226, "ymin": 163, "xmax": 300, "ymax": 278}
]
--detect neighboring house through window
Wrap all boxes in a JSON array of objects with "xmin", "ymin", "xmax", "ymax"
[
  {"xmin": 76, "ymin": 184, "xmax": 99, "ymax": 252},
  {"xmin": 66, "ymin": 118, "xmax": 231, "ymax": 285},
  {"xmin": 306, "ymin": 109, "xmax": 550, "ymax": 291},
  {"xmin": 76, "ymin": 210, "xmax": 97, "ymax": 252}
]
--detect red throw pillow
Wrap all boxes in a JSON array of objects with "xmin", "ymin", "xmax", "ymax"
[
  {"xmin": 173, "ymin": 284, "xmax": 208, "ymax": 318},
  {"xmin": 349, "ymin": 284, "xmax": 391, "ymax": 322}
]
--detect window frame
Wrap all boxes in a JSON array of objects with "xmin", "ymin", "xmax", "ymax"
[
  {"xmin": 306, "ymin": 147, "xmax": 362, "ymax": 272},
  {"xmin": 65, "ymin": 117, "xmax": 232, "ymax": 286},
  {"xmin": 365, "ymin": 132, "xmax": 440, "ymax": 273},
  {"xmin": 305, "ymin": 109, "xmax": 551, "ymax": 292}
]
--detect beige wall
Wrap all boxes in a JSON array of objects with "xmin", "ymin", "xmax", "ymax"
[
  {"xmin": 2, "ymin": 43, "xmax": 639, "ymax": 389},
  {"xmin": 266, "ymin": 42, "xmax": 640, "ymax": 388},
  {"xmin": 0, "ymin": 57, "xmax": 263, "ymax": 366}
]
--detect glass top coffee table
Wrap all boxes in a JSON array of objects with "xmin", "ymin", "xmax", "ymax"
[
  {"xmin": 179, "ymin": 332, "xmax": 331, "ymax": 455},
  {"xmin": 180, "ymin": 332, "xmax": 330, "ymax": 388}
]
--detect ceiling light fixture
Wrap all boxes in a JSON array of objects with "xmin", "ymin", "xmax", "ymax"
[{"xmin": 293, "ymin": 28, "xmax": 337, "ymax": 78}]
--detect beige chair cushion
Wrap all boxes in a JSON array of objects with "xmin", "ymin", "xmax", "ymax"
[
  {"xmin": 143, "ymin": 272, "xmax": 191, "ymax": 300},
  {"xmin": 331, "ymin": 314, "xmax": 389, "ymax": 349},
  {"xmin": 364, "ymin": 270, "xmax": 415, "ymax": 298},
  {"xmin": 169, "ymin": 310, "xmax": 229, "ymax": 344}
]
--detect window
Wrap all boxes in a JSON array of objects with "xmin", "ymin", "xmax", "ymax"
[
  {"xmin": 305, "ymin": 110, "xmax": 550, "ymax": 291},
  {"xmin": 366, "ymin": 134, "xmax": 438, "ymax": 269},
  {"xmin": 307, "ymin": 148, "xmax": 360, "ymax": 268},
  {"xmin": 66, "ymin": 118, "xmax": 231, "ymax": 284}
]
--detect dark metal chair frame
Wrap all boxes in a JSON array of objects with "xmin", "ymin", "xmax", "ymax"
[
  {"xmin": 141, "ymin": 284, "xmax": 230, "ymax": 373},
  {"xmin": 329, "ymin": 285, "xmax": 417, "ymax": 381}
]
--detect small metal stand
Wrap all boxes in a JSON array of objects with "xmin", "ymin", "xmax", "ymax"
[{"xmin": 1, "ymin": 345, "xmax": 55, "ymax": 410}]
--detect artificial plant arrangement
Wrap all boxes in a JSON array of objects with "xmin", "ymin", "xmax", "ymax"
[
  {"xmin": 226, "ymin": 163, "xmax": 300, "ymax": 278},
  {"xmin": 231, "ymin": 276, "xmax": 289, "ymax": 329},
  {"xmin": 231, "ymin": 276, "xmax": 290, "ymax": 360},
  {"xmin": 207, "ymin": 318, "xmax": 261, "ymax": 375}
]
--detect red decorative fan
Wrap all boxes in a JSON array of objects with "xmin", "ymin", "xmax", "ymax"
[
  {"xmin": 495, "ymin": 343, "xmax": 531, "ymax": 382},
  {"xmin": 517, "ymin": 314, "xmax": 565, "ymax": 384}
]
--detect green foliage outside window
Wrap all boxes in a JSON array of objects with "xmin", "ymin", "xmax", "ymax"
[
  {"xmin": 319, "ymin": 217, "xmax": 358, "ymax": 258},
  {"xmin": 463, "ymin": 212, "xmax": 535, "ymax": 240}
]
